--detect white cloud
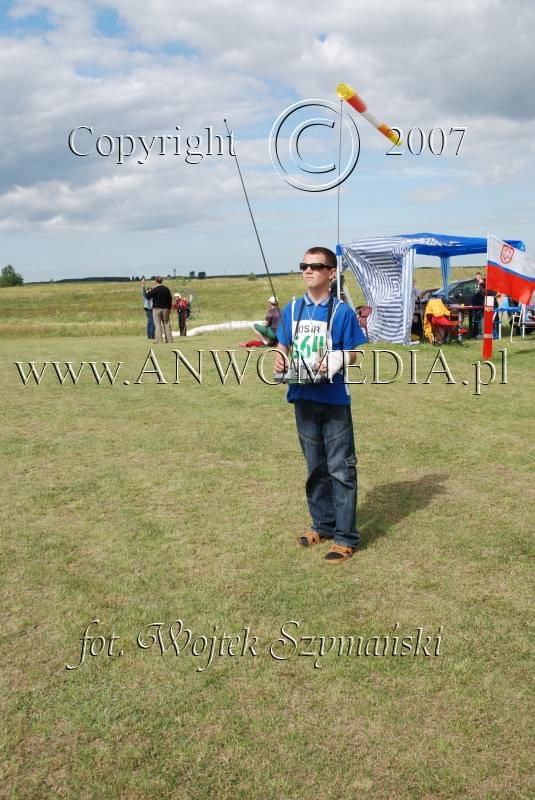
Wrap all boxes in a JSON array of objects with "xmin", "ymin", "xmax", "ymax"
[
  {"xmin": 1, "ymin": 0, "xmax": 534, "ymax": 278},
  {"xmin": 406, "ymin": 184, "xmax": 458, "ymax": 204}
]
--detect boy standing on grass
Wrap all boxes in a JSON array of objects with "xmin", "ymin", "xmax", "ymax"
[{"xmin": 274, "ymin": 247, "xmax": 367, "ymax": 563}]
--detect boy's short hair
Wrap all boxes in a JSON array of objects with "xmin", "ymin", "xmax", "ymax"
[{"xmin": 305, "ymin": 246, "xmax": 337, "ymax": 269}]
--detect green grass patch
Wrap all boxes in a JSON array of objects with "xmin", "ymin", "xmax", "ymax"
[{"xmin": 1, "ymin": 286, "xmax": 534, "ymax": 798}]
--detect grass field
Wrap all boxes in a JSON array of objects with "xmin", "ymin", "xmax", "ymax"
[
  {"xmin": 1, "ymin": 277, "xmax": 534, "ymax": 799},
  {"xmin": 0, "ymin": 265, "xmax": 484, "ymax": 338}
]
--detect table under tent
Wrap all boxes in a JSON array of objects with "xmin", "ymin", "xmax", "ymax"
[{"xmin": 340, "ymin": 233, "xmax": 524, "ymax": 344}]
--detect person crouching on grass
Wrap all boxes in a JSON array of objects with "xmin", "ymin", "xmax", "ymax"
[
  {"xmin": 274, "ymin": 247, "xmax": 367, "ymax": 563},
  {"xmin": 254, "ymin": 296, "xmax": 281, "ymax": 345},
  {"xmin": 239, "ymin": 296, "xmax": 281, "ymax": 348}
]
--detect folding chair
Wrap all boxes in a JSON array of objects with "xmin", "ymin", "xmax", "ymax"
[
  {"xmin": 510, "ymin": 304, "xmax": 535, "ymax": 340},
  {"xmin": 428, "ymin": 311, "xmax": 467, "ymax": 345}
]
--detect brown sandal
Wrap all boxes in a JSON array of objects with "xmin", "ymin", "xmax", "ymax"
[
  {"xmin": 324, "ymin": 544, "xmax": 356, "ymax": 563},
  {"xmin": 297, "ymin": 530, "xmax": 326, "ymax": 548}
]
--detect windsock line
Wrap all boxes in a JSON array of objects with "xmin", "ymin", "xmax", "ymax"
[{"xmin": 336, "ymin": 82, "xmax": 401, "ymax": 146}]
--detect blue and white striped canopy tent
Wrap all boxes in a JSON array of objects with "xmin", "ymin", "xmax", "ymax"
[{"xmin": 341, "ymin": 232, "xmax": 525, "ymax": 344}]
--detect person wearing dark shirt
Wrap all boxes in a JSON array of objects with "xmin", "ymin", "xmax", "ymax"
[
  {"xmin": 468, "ymin": 282, "xmax": 498, "ymax": 339},
  {"xmin": 144, "ymin": 276, "xmax": 173, "ymax": 343},
  {"xmin": 469, "ymin": 284, "xmax": 485, "ymax": 338},
  {"xmin": 474, "ymin": 271, "xmax": 485, "ymax": 291}
]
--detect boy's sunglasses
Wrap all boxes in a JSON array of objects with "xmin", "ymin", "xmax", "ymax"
[{"xmin": 299, "ymin": 262, "xmax": 332, "ymax": 271}]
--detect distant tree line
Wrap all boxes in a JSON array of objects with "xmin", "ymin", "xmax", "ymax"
[{"xmin": 14, "ymin": 269, "xmax": 293, "ymax": 286}]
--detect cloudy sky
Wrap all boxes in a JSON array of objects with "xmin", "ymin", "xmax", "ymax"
[{"xmin": 1, "ymin": 0, "xmax": 534, "ymax": 281}]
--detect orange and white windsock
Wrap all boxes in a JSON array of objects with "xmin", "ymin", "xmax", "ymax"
[{"xmin": 336, "ymin": 83, "xmax": 401, "ymax": 145}]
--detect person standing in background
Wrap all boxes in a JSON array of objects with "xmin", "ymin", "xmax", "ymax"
[
  {"xmin": 173, "ymin": 293, "xmax": 190, "ymax": 337},
  {"xmin": 141, "ymin": 278, "xmax": 154, "ymax": 340},
  {"xmin": 474, "ymin": 271, "xmax": 485, "ymax": 291},
  {"xmin": 144, "ymin": 276, "xmax": 173, "ymax": 343}
]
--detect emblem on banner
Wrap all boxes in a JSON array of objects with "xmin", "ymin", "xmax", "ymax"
[{"xmin": 500, "ymin": 244, "xmax": 514, "ymax": 264}]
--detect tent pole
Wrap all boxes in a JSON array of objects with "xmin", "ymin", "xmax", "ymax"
[
  {"xmin": 441, "ymin": 255, "xmax": 450, "ymax": 299},
  {"xmin": 335, "ymin": 98, "xmax": 343, "ymax": 300},
  {"xmin": 336, "ymin": 244, "xmax": 342, "ymax": 299}
]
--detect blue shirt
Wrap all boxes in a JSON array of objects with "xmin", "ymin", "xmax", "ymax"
[
  {"xmin": 142, "ymin": 287, "xmax": 153, "ymax": 311},
  {"xmin": 277, "ymin": 294, "xmax": 366, "ymax": 405}
]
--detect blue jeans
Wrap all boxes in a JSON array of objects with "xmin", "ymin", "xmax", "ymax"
[
  {"xmin": 145, "ymin": 308, "xmax": 155, "ymax": 339},
  {"xmin": 294, "ymin": 401, "xmax": 359, "ymax": 548}
]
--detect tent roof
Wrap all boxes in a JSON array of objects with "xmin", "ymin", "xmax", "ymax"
[
  {"xmin": 396, "ymin": 232, "xmax": 525, "ymax": 257},
  {"xmin": 341, "ymin": 232, "xmax": 528, "ymax": 344}
]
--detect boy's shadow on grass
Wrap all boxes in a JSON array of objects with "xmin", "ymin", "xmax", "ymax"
[{"xmin": 358, "ymin": 473, "xmax": 448, "ymax": 550}]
